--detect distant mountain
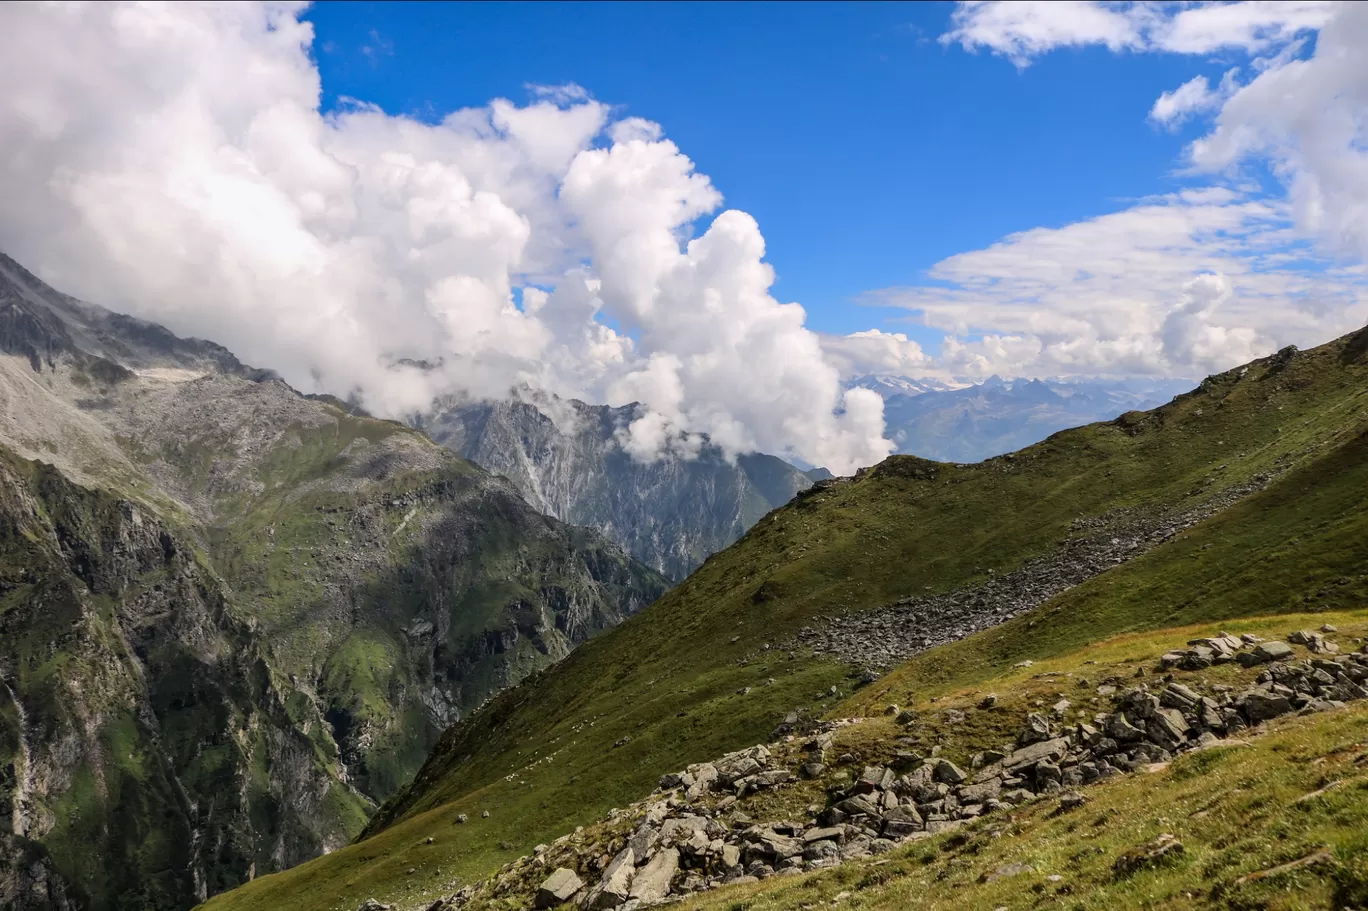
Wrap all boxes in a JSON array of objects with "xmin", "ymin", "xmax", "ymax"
[
  {"xmin": 852, "ymin": 374, "xmax": 1196, "ymax": 463},
  {"xmin": 0, "ymin": 252, "xmax": 665, "ymax": 908},
  {"xmin": 419, "ymin": 393, "xmax": 819, "ymax": 581}
]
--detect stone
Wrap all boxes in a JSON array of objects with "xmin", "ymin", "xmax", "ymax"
[
  {"xmin": 535, "ymin": 869, "xmax": 585, "ymax": 909},
  {"xmin": 934, "ymin": 759, "xmax": 969, "ymax": 784},
  {"xmin": 800, "ymin": 762, "xmax": 827, "ymax": 779},
  {"xmin": 881, "ymin": 806, "xmax": 924, "ymax": 837},
  {"xmin": 1005, "ymin": 737, "xmax": 1070, "ymax": 770},
  {"xmin": 1058, "ymin": 791, "xmax": 1088, "ymax": 811},
  {"xmin": 455, "ymin": 814, "xmax": 468, "ymax": 825},
  {"xmin": 1241, "ymin": 689, "xmax": 1293, "ymax": 722},
  {"xmin": 627, "ymin": 824, "xmax": 660, "ymax": 862},
  {"xmin": 721, "ymin": 844, "xmax": 742, "ymax": 869},
  {"xmin": 834, "ymin": 795, "xmax": 881, "ymax": 818},
  {"xmin": 628, "ymin": 848, "xmax": 679, "ymax": 903},
  {"xmin": 804, "ymin": 826, "xmax": 845, "ymax": 843},
  {"xmin": 357, "ymin": 901, "xmax": 391, "ymax": 911},
  {"xmin": 583, "ymin": 848, "xmax": 635, "ymax": 909},
  {"xmin": 958, "ymin": 778, "xmax": 1002, "ymax": 803},
  {"xmin": 1105, "ymin": 712, "xmax": 1145, "ymax": 742},
  {"xmin": 1147, "ymin": 709, "xmax": 1189, "ymax": 749},
  {"xmin": 1019, "ymin": 712, "xmax": 1052, "ymax": 744},
  {"xmin": 854, "ymin": 766, "xmax": 894, "ymax": 793},
  {"xmin": 1239, "ymin": 641, "xmax": 1294, "ymax": 666}
]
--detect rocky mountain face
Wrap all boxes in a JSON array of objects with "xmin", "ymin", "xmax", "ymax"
[
  {"xmin": 853, "ymin": 375, "xmax": 1195, "ymax": 463},
  {"xmin": 0, "ymin": 253, "xmax": 667, "ymax": 910},
  {"xmin": 421, "ymin": 395, "xmax": 820, "ymax": 580}
]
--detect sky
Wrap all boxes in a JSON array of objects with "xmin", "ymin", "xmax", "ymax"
[{"xmin": 2, "ymin": 1, "xmax": 1367, "ymax": 472}]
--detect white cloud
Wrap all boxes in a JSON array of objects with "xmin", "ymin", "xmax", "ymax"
[
  {"xmin": 820, "ymin": 329, "xmax": 929, "ymax": 379},
  {"xmin": 0, "ymin": 1, "xmax": 889, "ymax": 474},
  {"xmin": 944, "ymin": 1, "xmax": 1335, "ymax": 65},
  {"xmin": 1186, "ymin": 2, "xmax": 1368, "ymax": 264},
  {"xmin": 864, "ymin": 188, "xmax": 1368, "ymax": 379},
  {"xmin": 1149, "ymin": 70, "xmax": 1238, "ymax": 129}
]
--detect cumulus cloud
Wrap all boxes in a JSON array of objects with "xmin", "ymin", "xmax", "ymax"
[
  {"xmin": 944, "ymin": 0, "xmax": 1335, "ymax": 65},
  {"xmin": 1149, "ymin": 70, "xmax": 1239, "ymax": 129},
  {"xmin": 0, "ymin": 1, "xmax": 888, "ymax": 473},
  {"xmin": 820, "ymin": 330, "xmax": 929, "ymax": 378},
  {"xmin": 863, "ymin": 187, "xmax": 1368, "ymax": 379},
  {"xmin": 1185, "ymin": 3, "xmax": 1368, "ymax": 264}
]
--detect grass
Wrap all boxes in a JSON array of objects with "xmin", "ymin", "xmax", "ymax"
[
  {"xmin": 674, "ymin": 614, "xmax": 1368, "ymax": 911},
  {"xmin": 201, "ymin": 330, "xmax": 1368, "ymax": 911}
]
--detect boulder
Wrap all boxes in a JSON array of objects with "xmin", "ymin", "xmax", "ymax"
[
  {"xmin": 535, "ymin": 869, "xmax": 584, "ymax": 909},
  {"xmin": 1019, "ymin": 712, "xmax": 1052, "ymax": 745},
  {"xmin": 582, "ymin": 848, "xmax": 634, "ymax": 909},
  {"xmin": 1147, "ymin": 709, "xmax": 1189, "ymax": 750},
  {"xmin": 1004, "ymin": 737, "xmax": 1070, "ymax": 770},
  {"xmin": 357, "ymin": 901, "xmax": 391, "ymax": 911},
  {"xmin": 628, "ymin": 848, "xmax": 679, "ymax": 903},
  {"xmin": 1239, "ymin": 641, "xmax": 1294, "ymax": 666},
  {"xmin": 1240, "ymin": 689, "xmax": 1293, "ymax": 722},
  {"xmin": 934, "ymin": 759, "xmax": 969, "ymax": 784},
  {"xmin": 881, "ymin": 806, "xmax": 924, "ymax": 838}
]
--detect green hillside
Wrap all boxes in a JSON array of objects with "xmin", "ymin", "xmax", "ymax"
[{"xmin": 203, "ymin": 327, "xmax": 1368, "ymax": 911}]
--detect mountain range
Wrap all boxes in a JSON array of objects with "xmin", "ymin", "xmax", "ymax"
[
  {"xmin": 850, "ymin": 373, "xmax": 1197, "ymax": 463},
  {"xmin": 0, "ymin": 253, "xmax": 666, "ymax": 908},
  {"xmin": 420, "ymin": 394, "xmax": 826, "ymax": 581},
  {"xmin": 8, "ymin": 245, "xmax": 1368, "ymax": 911}
]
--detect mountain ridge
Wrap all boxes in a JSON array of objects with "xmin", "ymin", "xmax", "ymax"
[
  {"xmin": 422, "ymin": 393, "xmax": 819, "ymax": 580},
  {"xmin": 0, "ymin": 253, "xmax": 668, "ymax": 909}
]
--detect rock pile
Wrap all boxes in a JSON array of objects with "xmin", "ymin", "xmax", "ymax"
[
  {"xmin": 420, "ymin": 632, "xmax": 1365, "ymax": 911},
  {"xmin": 796, "ymin": 479, "xmax": 1271, "ymax": 671}
]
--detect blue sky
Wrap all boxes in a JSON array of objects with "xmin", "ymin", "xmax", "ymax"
[
  {"xmin": 305, "ymin": 1, "xmax": 1243, "ymax": 344},
  {"xmin": 6, "ymin": 1, "xmax": 1363, "ymax": 469}
]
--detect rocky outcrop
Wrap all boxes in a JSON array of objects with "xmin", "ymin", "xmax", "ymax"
[
  {"xmin": 419, "ymin": 631, "xmax": 1368, "ymax": 911},
  {"xmin": 422, "ymin": 394, "xmax": 817, "ymax": 580}
]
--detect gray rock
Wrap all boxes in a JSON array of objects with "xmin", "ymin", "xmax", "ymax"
[
  {"xmin": 583, "ymin": 848, "xmax": 635, "ymax": 909},
  {"xmin": 1241, "ymin": 689, "xmax": 1293, "ymax": 722},
  {"xmin": 1147, "ymin": 709, "xmax": 1189, "ymax": 749},
  {"xmin": 1239, "ymin": 641, "xmax": 1294, "ymax": 666},
  {"xmin": 536, "ymin": 869, "xmax": 585, "ymax": 909},
  {"xmin": 1005, "ymin": 737, "xmax": 1070, "ymax": 770},
  {"xmin": 357, "ymin": 901, "xmax": 391, "ymax": 911},
  {"xmin": 628, "ymin": 848, "xmax": 679, "ymax": 903},
  {"xmin": 934, "ymin": 759, "xmax": 969, "ymax": 784}
]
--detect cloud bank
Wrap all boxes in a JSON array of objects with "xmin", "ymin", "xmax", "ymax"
[{"xmin": 0, "ymin": 1, "xmax": 890, "ymax": 473}]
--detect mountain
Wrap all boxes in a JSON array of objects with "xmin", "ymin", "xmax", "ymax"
[
  {"xmin": 0, "ymin": 253, "xmax": 667, "ymax": 910},
  {"xmin": 852, "ymin": 374, "xmax": 1196, "ymax": 463},
  {"xmin": 419, "ymin": 394, "xmax": 818, "ymax": 580},
  {"xmin": 204, "ymin": 327, "xmax": 1368, "ymax": 911}
]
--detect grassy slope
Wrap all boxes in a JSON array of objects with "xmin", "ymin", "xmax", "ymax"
[
  {"xmin": 202, "ymin": 330, "xmax": 1368, "ymax": 911},
  {"xmin": 678, "ymin": 611, "xmax": 1368, "ymax": 911}
]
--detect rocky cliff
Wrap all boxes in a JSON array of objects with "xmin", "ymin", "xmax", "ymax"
[
  {"xmin": 0, "ymin": 253, "xmax": 667, "ymax": 910},
  {"xmin": 422, "ymin": 395, "xmax": 818, "ymax": 581}
]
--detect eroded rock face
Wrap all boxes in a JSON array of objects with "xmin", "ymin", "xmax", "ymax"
[
  {"xmin": 423, "ymin": 394, "xmax": 819, "ymax": 581},
  {"xmin": 0, "ymin": 254, "xmax": 669, "ymax": 909}
]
